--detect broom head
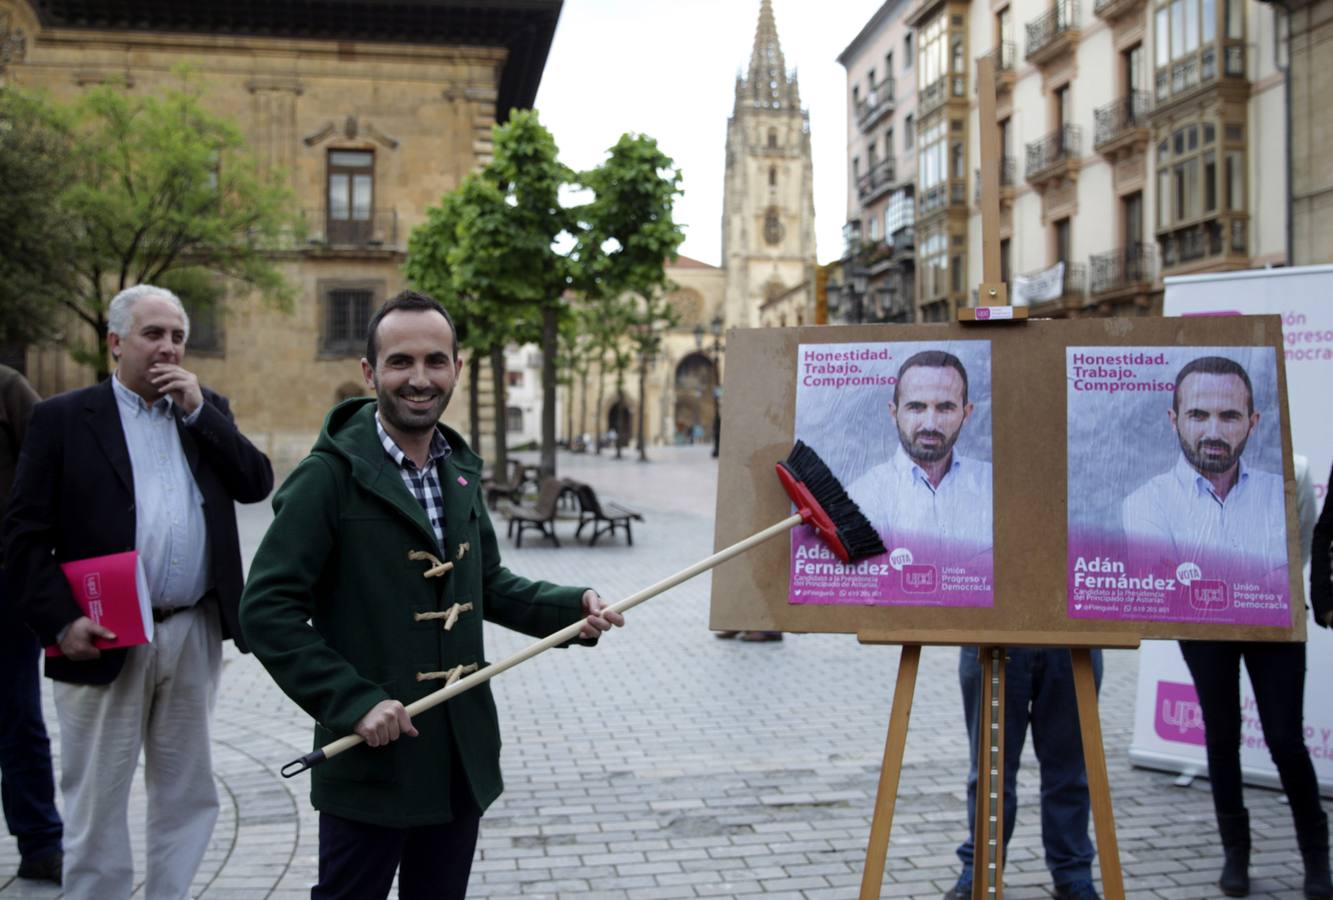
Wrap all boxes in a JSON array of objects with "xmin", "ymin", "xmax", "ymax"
[{"xmin": 775, "ymin": 440, "xmax": 887, "ymax": 563}]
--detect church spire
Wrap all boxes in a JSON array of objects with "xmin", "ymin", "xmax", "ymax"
[{"xmin": 743, "ymin": 0, "xmax": 796, "ymax": 109}]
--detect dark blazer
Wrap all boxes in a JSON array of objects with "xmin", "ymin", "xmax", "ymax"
[{"xmin": 3, "ymin": 378, "xmax": 273, "ymax": 684}]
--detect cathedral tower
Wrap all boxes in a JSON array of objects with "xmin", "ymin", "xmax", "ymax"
[{"xmin": 721, "ymin": 0, "xmax": 818, "ymax": 329}]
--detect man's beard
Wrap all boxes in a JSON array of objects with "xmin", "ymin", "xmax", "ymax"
[
  {"xmin": 1181, "ymin": 433, "xmax": 1248, "ymax": 474},
  {"xmin": 376, "ymin": 381, "xmax": 452, "ymax": 435},
  {"xmin": 898, "ymin": 425, "xmax": 960, "ymax": 464}
]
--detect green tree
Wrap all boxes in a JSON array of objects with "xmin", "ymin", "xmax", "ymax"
[
  {"xmin": 485, "ymin": 110, "xmax": 572, "ymax": 478},
  {"xmin": 2, "ymin": 77, "xmax": 298, "ymax": 377},
  {"xmin": 575, "ymin": 134, "xmax": 685, "ymax": 462}
]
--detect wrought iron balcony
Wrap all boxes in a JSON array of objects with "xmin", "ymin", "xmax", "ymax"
[
  {"xmin": 1094, "ymin": 0, "xmax": 1144, "ymax": 21},
  {"xmin": 1025, "ymin": 125, "xmax": 1082, "ymax": 183},
  {"xmin": 1025, "ymin": 0, "xmax": 1080, "ymax": 64},
  {"xmin": 1157, "ymin": 217, "xmax": 1246, "ymax": 270},
  {"xmin": 1152, "ymin": 44, "xmax": 1247, "ymax": 108},
  {"xmin": 300, "ymin": 208, "xmax": 401, "ymax": 250},
  {"xmin": 856, "ymin": 157, "xmax": 897, "ymax": 203},
  {"xmin": 891, "ymin": 225, "xmax": 915, "ymax": 254},
  {"xmin": 1089, "ymin": 243, "xmax": 1157, "ymax": 295},
  {"xmin": 1093, "ymin": 91, "xmax": 1150, "ymax": 152},
  {"xmin": 919, "ymin": 75, "xmax": 950, "ymax": 116},
  {"xmin": 1022, "ymin": 261, "xmax": 1087, "ymax": 313},
  {"xmin": 974, "ymin": 156, "xmax": 1017, "ymax": 203},
  {"xmin": 856, "ymin": 81, "xmax": 896, "ymax": 132}
]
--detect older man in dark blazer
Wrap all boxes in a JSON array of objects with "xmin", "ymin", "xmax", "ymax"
[{"xmin": 3, "ymin": 284, "xmax": 273, "ymax": 900}]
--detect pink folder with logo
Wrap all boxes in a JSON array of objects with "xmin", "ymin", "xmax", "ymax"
[{"xmin": 44, "ymin": 551, "xmax": 154, "ymax": 656}]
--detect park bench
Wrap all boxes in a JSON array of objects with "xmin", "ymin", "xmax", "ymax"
[
  {"xmin": 502, "ymin": 476, "xmax": 565, "ymax": 547},
  {"xmin": 572, "ymin": 482, "xmax": 643, "ymax": 546}
]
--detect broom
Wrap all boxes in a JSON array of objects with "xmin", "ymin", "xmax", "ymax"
[{"xmin": 281, "ymin": 440, "xmax": 885, "ymax": 778}]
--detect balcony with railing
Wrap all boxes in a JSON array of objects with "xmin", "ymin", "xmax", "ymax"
[
  {"xmin": 976, "ymin": 42, "xmax": 1016, "ymax": 94},
  {"xmin": 919, "ymin": 75, "xmax": 950, "ymax": 117},
  {"xmin": 974, "ymin": 156, "xmax": 1017, "ymax": 205},
  {"xmin": 1093, "ymin": 91, "xmax": 1151, "ymax": 157},
  {"xmin": 856, "ymin": 157, "xmax": 897, "ymax": 203},
  {"xmin": 856, "ymin": 81, "xmax": 896, "ymax": 132},
  {"xmin": 1157, "ymin": 216, "xmax": 1248, "ymax": 273},
  {"xmin": 1025, "ymin": 0, "xmax": 1080, "ymax": 67},
  {"xmin": 298, "ymin": 208, "xmax": 402, "ymax": 252},
  {"xmin": 1025, "ymin": 125, "xmax": 1082, "ymax": 187},
  {"xmin": 1024, "ymin": 262, "xmax": 1087, "ymax": 316},
  {"xmin": 1089, "ymin": 243, "xmax": 1157, "ymax": 296},
  {"xmin": 1153, "ymin": 43, "xmax": 1247, "ymax": 113}
]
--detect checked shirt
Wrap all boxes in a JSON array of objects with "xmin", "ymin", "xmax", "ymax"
[{"xmin": 376, "ymin": 412, "xmax": 451, "ymax": 551}]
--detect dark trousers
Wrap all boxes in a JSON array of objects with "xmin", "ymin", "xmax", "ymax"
[
  {"xmin": 956, "ymin": 647, "xmax": 1103, "ymax": 888},
  {"xmin": 313, "ymin": 764, "xmax": 481, "ymax": 900},
  {"xmin": 0, "ymin": 571, "xmax": 63, "ymax": 860},
  {"xmin": 1179, "ymin": 640, "xmax": 1323, "ymax": 824}
]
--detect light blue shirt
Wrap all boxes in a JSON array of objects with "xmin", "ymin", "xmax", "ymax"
[
  {"xmin": 847, "ymin": 445, "xmax": 994, "ymax": 549},
  {"xmin": 1121, "ymin": 454, "xmax": 1288, "ymax": 575},
  {"xmin": 112, "ymin": 374, "xmax": 210, "ymax": 609}
]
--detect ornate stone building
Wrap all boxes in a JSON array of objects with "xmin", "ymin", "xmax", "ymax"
[
  {"xmin": 1, "ymin": 0, "xmax": 560, "ymax": 473},
  {"xmin": 720, "ymin": 0, "xmax": 818, "ymax": 331}
]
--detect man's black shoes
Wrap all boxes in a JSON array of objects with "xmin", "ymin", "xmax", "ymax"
[{"xmin": 17, "ymin": 849, "xmax": 63, "ymax": 884}]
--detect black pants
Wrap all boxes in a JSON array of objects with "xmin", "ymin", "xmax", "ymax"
[
  {"xmin": 1179, "ymin": 640, "xmax": 1322, "ymax": 823},
  {"xmin": 313, "ymin": 765, "xmax": 481, "ymax": 900}
]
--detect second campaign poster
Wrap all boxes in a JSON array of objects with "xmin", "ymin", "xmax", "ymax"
[
  {"xmin": 791, "ymin": 340, "xmax": 995, "ymax": 607},
  {"xmin": 1066, "ymin": 346, "xmax": 1291, "ymax": 626}
]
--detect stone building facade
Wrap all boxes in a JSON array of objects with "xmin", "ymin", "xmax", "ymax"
[{"xmin": 1, "ymin": 0, "xmax": 560, "ymax": 474}]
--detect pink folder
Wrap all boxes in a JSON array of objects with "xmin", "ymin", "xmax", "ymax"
[{"xmin": 45, "ymin": 551, "xmax": 153, "ymax": 656}]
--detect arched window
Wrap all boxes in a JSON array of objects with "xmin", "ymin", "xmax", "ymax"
[
  {"xmin": 767, "ymin": 128, "xmax": 779, "ymax": 148},
  {"xmin": 768, "ymin": 166, "xmax": 777, "ymax": 186}
]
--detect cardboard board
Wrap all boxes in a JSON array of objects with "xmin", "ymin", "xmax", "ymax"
[{"xmin": 708, "ymin": 316, "xmax": 1304, "ymax": 643}]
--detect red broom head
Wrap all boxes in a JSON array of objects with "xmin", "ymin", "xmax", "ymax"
[{"xmin": 775, "ymin": 440, "xmax": 886, "ymax": 563}]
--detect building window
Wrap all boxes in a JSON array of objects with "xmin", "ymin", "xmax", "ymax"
[
  {"xmin": 506, "ymin": 371, "xmax": 523, "ymax": 388},
  {"xmin": 327, "ymin": 150, "xmax": 374, "ymax": 244},
  {"xmin": 904, "ymin": 114, "xmax": 915, "ymax": 150},
  {"xmin": 1153, "ymin": 0, "xmax": 1243, "ymax": 101},
  {"xmin": 506, "ymin": 406, "xmax": 523, "ymax": 433},
  {"xmin": 183, "ymin": 298, "xmax": 222, "ymax": 354},
  {"xmin": 768, "ymin": 128, "xmax": 779, "ymax": 149},
  {"xmin": 904, "ymin": 33, "xmax": 914, "ymax": 68},
  {"xmin": 1123, "ymin": 192, "xmax": 1144, "ymax": 245},
  {"xmin": 769, "ymin": 166, "xmax": 777, "ymax": 186},
  {"xmin": 869, "ymin": 67, "xmax": 877, "ymax": 88},
  {"xmin": 1055, "ymin": 217, "xmax": 1071, "ymax": 263},
  {"xmin": 885, "ymin": 51, "xmax": 894, "ymax": 76},
  {"xmin": 919, "ymin": 117, "xmax": 947, "ymax": 207},
  {"xmin": 1156, "ymin": 117, "xmax": 1235, "ymax": 229},
  {"xmin": 885, "ymin": 127, "xmax": 895, "ymax": 157},
  {"xmin": 920, "ymin": 15, "xmax": 948, "ymax": 95},
  {"xmin": 921, "ymin": 224, "xmax": 948, "ymax": 299},
  {"xmin": 320, "ymin": 284, "xmax": 377, "ymax": 355}
]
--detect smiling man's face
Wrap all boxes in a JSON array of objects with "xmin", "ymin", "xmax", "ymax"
[{"xmin": 360, "ymin": 309, "xmax": 458, "ymax": 438}]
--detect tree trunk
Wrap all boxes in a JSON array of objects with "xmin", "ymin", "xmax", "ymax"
[
  {"xmin": 564, "ymin": 380, "xmax": 574, "ymax": 449},
  {"xmin": 489, "ymin": 345, "xmax": 508, "ymax": 487},
  {"xmin": 636, "ymin": 354, "xmax": 648, "ymax": 462},
  {"xmin": 614, "ymin": 364, "xmax": 626, "ymax": 460},
  {"xmin": 578, "ymin": 367, "xmax": 589, "ymax": 449},
  {"xmin": 95, "ymin": 316, "xmax": 111, "ymax": 381},
  {"xmin": 594, "ymin": 358, "xmax": 607, "ymax": 456},
  {"xmin": 539, "ymin": 305, "xmax": 558, "ymax": 479},
  {"xmin": 468, "ymin": 354, "xmax": 481, "ymax": 453}
]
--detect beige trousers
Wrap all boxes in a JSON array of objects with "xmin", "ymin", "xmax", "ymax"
[{"xmin": 53, "ymin": 603, "xmax": 222, "ymax": 900}]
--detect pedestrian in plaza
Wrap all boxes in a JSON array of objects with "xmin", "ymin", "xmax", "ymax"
[
  {"xmin": 0, "ymin": 363, "xmax": 63, "ymax": 885},
  {"xmin": 3, "ymin": 284, "xmax": 274, "ymax": 899},
  {"xmin": 943, "ymin": 647, "xmax": 1104, "ymax": 900},
  {"xmin": 1181, "ymin": 452, "xmax": 1328, "ymax": 899},
  {"xmin": 240, "ymin": 290, "xmax": 624, "ymax": 900}
]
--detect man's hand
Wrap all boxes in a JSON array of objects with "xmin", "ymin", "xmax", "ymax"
[
  {"xmin": 353, "ymin": 700, "xmax": 419, "ymax": 748},
  {"xmin": 58, "ymin": 616, "xmax": 116, "ymax": 660},
  {"xmin": 150, "ymin": 363, "xmax": 203, "ymax": 415},
  {"xmin": 579, "ymin": 590, "xmax": 624, "ymax": 639}
]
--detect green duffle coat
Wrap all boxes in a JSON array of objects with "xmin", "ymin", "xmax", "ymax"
[{"xmin": 240, "ymin": 399, "xmax": 588, "ymax": 827}]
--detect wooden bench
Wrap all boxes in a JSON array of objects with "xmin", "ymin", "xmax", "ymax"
[
  {"xmin": 572, "ymin": 482, "xmax": 643, "ymax": 546},
  {"xmin": 502, "ymin": 476, "xmax": 564, "ymax": 547}
]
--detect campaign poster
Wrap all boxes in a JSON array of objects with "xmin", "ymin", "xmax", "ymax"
[
  {"xmin": 1066, "ymin": 346, "xmax": 1290, "ymax": 626},
  {"xmin": 791, "ymin": 340, "xmax": 994, "ymax": 607}
]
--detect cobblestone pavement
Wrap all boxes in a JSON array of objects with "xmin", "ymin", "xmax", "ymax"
[{"xmin": 0, "ymin": 445, "xmax": 1317, "ymax": 898}]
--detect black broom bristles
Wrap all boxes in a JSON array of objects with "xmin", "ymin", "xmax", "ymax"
[{"xmin": 777, "ymin": 440, "xmax": 887, "ymax": 563}]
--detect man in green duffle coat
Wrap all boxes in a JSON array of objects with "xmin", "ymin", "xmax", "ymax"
[{"xmin": 240, "ymin": 290, "xmax": 623, "ymax": 900}]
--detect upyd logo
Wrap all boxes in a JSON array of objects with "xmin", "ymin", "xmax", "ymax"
[{"xmin": 1154, "ymin": 680, "xmax": 1207, "ymax": 745}]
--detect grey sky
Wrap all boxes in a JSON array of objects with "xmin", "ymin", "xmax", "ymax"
[{"xmin": 535, "ymin": 0, "xmax": 886, "ymax": 268}]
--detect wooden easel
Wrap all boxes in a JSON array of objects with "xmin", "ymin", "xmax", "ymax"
[{"xmin": 853, "ymin": 58, "xmax": 1139, "ymax": 900}]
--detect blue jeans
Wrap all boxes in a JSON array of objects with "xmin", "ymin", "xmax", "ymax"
[
  {"xmin": 0, "ymin": 570, "xmax": 63, "ymax": 860},
  {"xmin": 956, "ymin": 647, "xmax": 1102, "ymax": 888}
]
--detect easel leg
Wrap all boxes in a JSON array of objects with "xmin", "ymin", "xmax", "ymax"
[
  {"xmin": 973, "ymin": 647, "xmax": 1006, "ymax": 900},
  {"xmin": 859, "ymin": 644, "xmax": 921, "ymax": 900},
  {"xmin": 1071, "ymin": 648, "xmax": 1124, "ymax": 900}
]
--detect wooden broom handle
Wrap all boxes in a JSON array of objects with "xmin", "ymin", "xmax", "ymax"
[{"xmin": 282, "ymin": 512, "xmax": 805, "ymax": 777}]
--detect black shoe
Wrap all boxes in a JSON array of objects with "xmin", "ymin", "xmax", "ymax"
[
  {"xmin": 17, "ymin": 849, "xmax": 63, "ymax": 884},
  {"xmin": 1053, "ymin": 880, "xmax": 1101, "ymax": 900}
]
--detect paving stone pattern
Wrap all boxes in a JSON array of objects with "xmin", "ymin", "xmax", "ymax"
[{"xmin": 0, "ymin": 446, "xmax": 1315, "ymax": 898}]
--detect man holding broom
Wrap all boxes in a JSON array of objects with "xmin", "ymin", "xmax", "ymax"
[{"xmin": 240, "ymin": 290, "xmax": 623, "ymax": 900}]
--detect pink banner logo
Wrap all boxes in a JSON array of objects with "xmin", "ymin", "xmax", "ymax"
[
  {"xmin": 84, "ymin": 572, "xmax": 102, "ymax": 600},
  {"xmin": 1154, "ymin": 680, "xmax": 1207, "ymax": 745},
  {"xmin": 1189, "ymin": 579, "xmax": 1229, "ymax": 611},
  {"xmin": 901, "ymin": 564, "xmax": 938, "ymax": 593}
]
